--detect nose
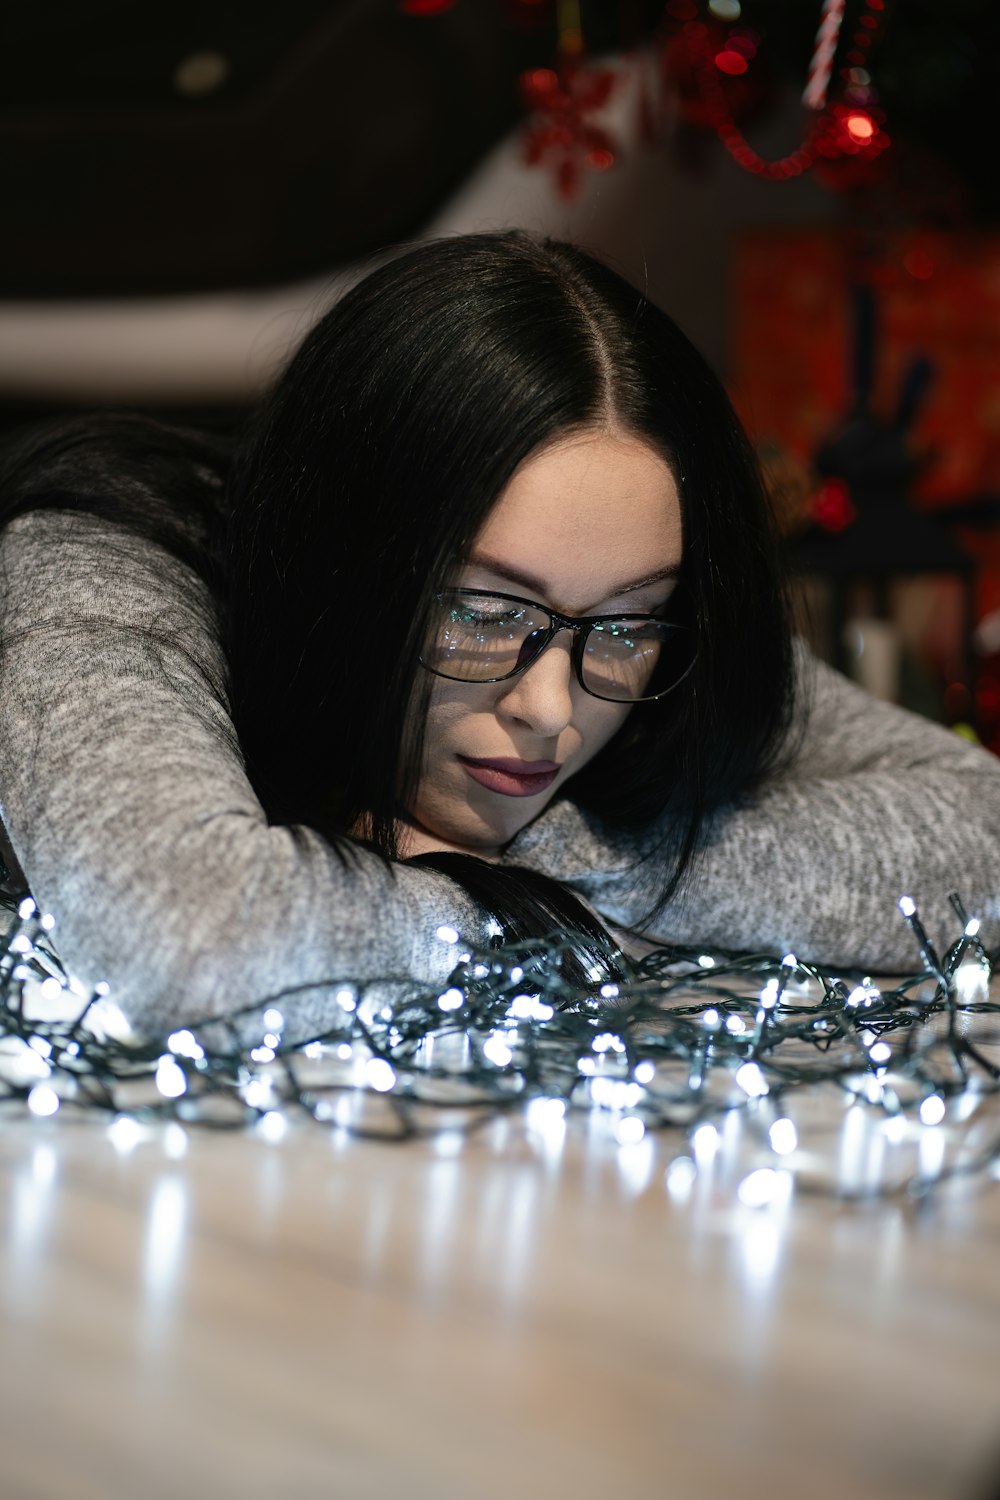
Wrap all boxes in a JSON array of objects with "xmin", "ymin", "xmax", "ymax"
[{"xmin": 495, "ymin": 633, "xmax": 576, "ymax": 739}]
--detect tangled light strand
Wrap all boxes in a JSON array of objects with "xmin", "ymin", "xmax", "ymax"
[{"xmin": 1, "ymin": 893, "xmax": 998, "ymax": 1198}]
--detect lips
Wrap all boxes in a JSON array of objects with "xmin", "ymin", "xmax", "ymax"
[{"xmin": 458, "ymin": 755, "xmax": 561, "ymax": 798}]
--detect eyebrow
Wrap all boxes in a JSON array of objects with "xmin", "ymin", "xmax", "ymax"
[{"xmin": 466, "ymin": 553, "xmax": 682, "ymax": 603}]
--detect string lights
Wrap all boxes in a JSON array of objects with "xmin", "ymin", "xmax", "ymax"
[{"xmin": 1, "ymin": 892, "xmax": 997, "ymax": 1199}]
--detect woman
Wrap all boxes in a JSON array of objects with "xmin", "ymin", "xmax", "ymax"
[{"xmin": 1, "ymin": 232, "xmax": 998, "ymax": 1042}]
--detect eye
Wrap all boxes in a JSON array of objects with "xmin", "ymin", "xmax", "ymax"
[{"xmin": 450, "ymin": 600, "xmax": 526, "ymax": 630}]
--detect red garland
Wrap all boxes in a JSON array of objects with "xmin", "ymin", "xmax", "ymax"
[{"xmin": 668, "ymin": 0, "xmax": 892, "ymax": 183}]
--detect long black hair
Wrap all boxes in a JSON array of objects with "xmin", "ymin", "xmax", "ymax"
[
  {"xmin": 0, "ymin": 231, "xmax": 795, "ymax": 944},
  {"xmin": 224, "ymin": 232, "xmax": 795, "ymax": 918}
]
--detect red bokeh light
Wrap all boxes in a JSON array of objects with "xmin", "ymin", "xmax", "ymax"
[
  {"xmin": 812, "ymin": 478, "xmax": 857, "ymax": 533},
  {"xmin": 845, "ymin": 111, "xmax": 876, "ymax": 142},
  {"xmin": 726, "ymin": 32, "xmax": 759, "ymax": 58},
  {"xmin": 904, "ymin": 248, "xmax": 935, "ymax": 280},
  {"xmin": 715, "ymin": 49, "xmax": 748, "ymax": 76},
  {"xmin": 523, "ymin": 66, "xmax": 559, "ymax": 96},
  {"xmin": 976, "ymin": 675, "xmax": 1000, "ymax": 720}
]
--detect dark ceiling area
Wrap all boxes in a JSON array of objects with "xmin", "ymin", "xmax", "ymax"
[
  {"xmin": 0, "ymin": 0, "xmax": 997, "ymax": 298},
  {"xmin": 1, "ymin": 1, "xmax": 540, "ymax": 296}
]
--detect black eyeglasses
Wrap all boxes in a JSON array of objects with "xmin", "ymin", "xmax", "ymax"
[{"xmin": 420, "ymin": 588, "xmax": 692, "ymax": 704}]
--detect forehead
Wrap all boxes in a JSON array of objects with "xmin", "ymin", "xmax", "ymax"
[{"xmin": 470, "ymin": 430, "xmax": 683, "ymax": 611}]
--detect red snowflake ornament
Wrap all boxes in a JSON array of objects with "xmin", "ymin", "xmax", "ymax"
[{"xmin": 520, "ymin": 62, "xmax": 618, "ymax": 199}]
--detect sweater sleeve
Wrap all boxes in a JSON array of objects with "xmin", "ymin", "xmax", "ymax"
[
  {"xmin": 505, "ymin": 647, "xmax": 1000, "ymax": 972},
  {"xmin": 0, "ymin": 510, "xmax": 486, "ymax": 1042}
]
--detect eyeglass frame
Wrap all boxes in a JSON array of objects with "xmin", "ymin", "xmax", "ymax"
[{"xmin": 419, "ymin": 587, "xmax": 692, "ymax": 704}]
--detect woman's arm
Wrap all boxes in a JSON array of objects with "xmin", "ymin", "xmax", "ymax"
[
  {"xmin": 0, "ymin": 510, "xmax": 485, "ymax": 1041},
  {"xmin": 5, "ymin": 505, "xmax": 994, "ymax": 1030},
  {"xmin": 507, "ymin": 647, "xmax": 1000, "ymax": 971}
]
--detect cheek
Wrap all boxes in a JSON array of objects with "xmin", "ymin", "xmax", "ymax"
[
  {"xmin": 419, "ymin": 678, "xmax": 486, "ymax": 746},
  {"xmin": 575, "ymin": 701, "xmax": 633, "ymax": 767},
  {"xmin": 413, "ymin": 679, "xmax": 495, "ymax": 791}
]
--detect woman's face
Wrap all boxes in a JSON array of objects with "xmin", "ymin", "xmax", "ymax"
[{"xmin": 399, "ymin": 428, "xmax": 684, "ymax": 859}]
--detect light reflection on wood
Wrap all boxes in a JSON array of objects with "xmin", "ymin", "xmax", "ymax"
[{"xmin": 1, "ymin": 1077, "xmax": 1000, "ymax": 1499}]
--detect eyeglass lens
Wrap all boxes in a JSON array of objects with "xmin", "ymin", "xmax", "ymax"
[{"xmin": 425, "ymin": 593, "xmax": 678, "ymax": 703}]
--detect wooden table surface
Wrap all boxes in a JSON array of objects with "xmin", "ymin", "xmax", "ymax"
[{"xmin": 2, "ymin": 1085, "xmax": 1000, "ymax": 1500}]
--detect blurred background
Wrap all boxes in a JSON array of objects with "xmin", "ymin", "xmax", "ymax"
[{"xmin": 3, "ymin": 0, "xmax": 1000, "ymax": 743}]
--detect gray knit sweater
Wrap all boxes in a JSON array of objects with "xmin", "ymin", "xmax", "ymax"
[{"xmin": 1, "ymin": 510, "xmax": 998, "ymax": 1041}]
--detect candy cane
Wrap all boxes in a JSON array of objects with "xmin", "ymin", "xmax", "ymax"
[{"xmin": 802, "ymin": 0, "xmax": 846, "ymax": 110}]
